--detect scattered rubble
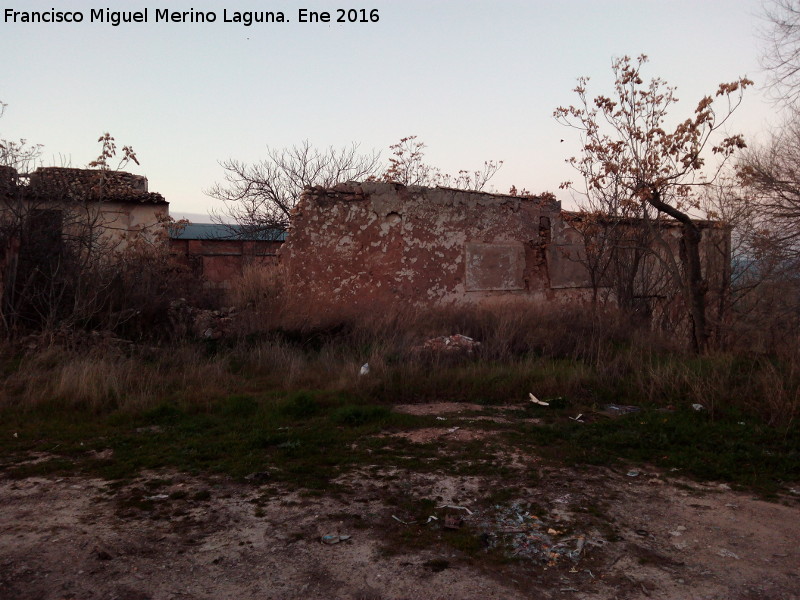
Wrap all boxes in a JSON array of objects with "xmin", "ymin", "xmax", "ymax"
[
  {"xmin": 413, "ymin": 334, "xmax": 482, "ymax": 358},
  {"xmin": 603, "ymin": 404, "xmax": 641, "ymax": 415},
  {"xmin": 16, "ymin": 328, "xmax": 133, "ymax": 356},
  {"xmin": 168, "ymin": 298, "xmax": 237, "ymax": 339},
  {"xmin": 475, "ymin": 502, "xmax": 599, "ymax": 565}
]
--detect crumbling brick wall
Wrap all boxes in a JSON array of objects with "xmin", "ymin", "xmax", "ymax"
[
  {"xmin": 169, "ymin": 237, "xmax": 282, "ymax": 289},
  {"xmin": 280, "ymin": 182, "xmax": 732, "ymax": 324},
  {"xmin": 280, "ymin": 182, "xmax": 592, "ymax": 319}
]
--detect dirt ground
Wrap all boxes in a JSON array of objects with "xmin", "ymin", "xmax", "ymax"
[{"xmin": 1, "ymin": 403, "xmax": 798, "ymax": 600}]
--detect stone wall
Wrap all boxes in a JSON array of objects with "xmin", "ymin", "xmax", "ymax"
[
  {"xmin": 279, "ymin": 182, "xmax": 732, "ymax": 323},
  {"xmin": 280, "ymin": 182, "xmax": 595, "ymax": 319},
  {"xmin": 1, "ymin": 166, "xmax": 169, "ymax": 246}
]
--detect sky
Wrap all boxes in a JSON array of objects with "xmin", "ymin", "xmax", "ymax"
[{"xmin": 0, "ymin": 0, "xmax": 782, "ymax": 221}]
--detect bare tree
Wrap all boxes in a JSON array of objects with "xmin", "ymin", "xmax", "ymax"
[
  {"xmin": 718, "ymin": 1, "xmax": 800, "ymax": 349},
  {"xmin": 555, "ymin": 55, "xmax": 752, "ymax": 352},
  {"xmin": 208, "ymin": 137, "xmax": 504, "ymax": 239},
  {"xmin": 746, "ymin": 0, "xmax": 800, "ymax": 254},
  {"xmin": 739, "ymin": 117, "xmax": 800, "ymax": 252},
  {"xmin": 701, "ymin": 168, "xmax": 800, "ymax": 350},
  {"xmin": 207, "ymin": 141, "xmax": 381, "ymax": 238},
  {"xmin": 735, "ymin": 119, "xmax": 800, "ymax": 350},
  {"xmin": 761, "ymin": 0, "xmax": 800, "ymax": 106}
]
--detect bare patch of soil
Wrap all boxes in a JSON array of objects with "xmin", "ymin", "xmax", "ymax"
[
  {"xmin": 392, "ymin": 402, "xmax": 542, "ymax": 427},
  {"xmin": 1, "ymin": 464, "xmax": 798, "ymax": 600},
  {"xmin": 393, "ymin": 402, "xmax": 485, "ymax": 416},
  {"xmin": 385, "ymin": 427, "xmax": 496, "ymax": 444}
]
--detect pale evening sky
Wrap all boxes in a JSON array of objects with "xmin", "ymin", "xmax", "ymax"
[{"xmin": 0, "ymin": 0, "xmax": 780, "ymax": 221}]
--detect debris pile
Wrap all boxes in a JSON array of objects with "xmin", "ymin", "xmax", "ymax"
[
  {"xmin": 17, "ymin": 328, "xmax": 133, "ymax": 356},
  {"xmin": 476, "ymin": 503, "xmax": 592, "ymax": 565},
  {"xmin": 168, "ymin": 298, "xmax": 237, "ymax": 340},
  {"xmin": 414, "ymin": 334, "xmax": 481, "ymax": 358}
]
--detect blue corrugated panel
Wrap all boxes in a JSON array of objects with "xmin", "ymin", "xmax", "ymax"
[{"xmin": 169, "ymin": 223, "xmax": 286, "ymax": 241}]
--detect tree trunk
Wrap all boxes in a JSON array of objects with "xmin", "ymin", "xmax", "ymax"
[
  {"xmin": 645, "ymin": 189, "xmax": 709, "ymax": 353},
  {"xmin": 680, "ymin": 222, "xmax": 709, "ymax": 353}
]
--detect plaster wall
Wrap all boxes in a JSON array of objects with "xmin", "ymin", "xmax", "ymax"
[{"xmin": 280, "ymin": 182, "xmax": 592, "ymax": 318}]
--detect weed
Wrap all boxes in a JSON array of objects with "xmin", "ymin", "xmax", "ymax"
[
  {"xmin": 219, "ymin": 395, "xmax": 258, "ymax": 418},
  {"xmin": 332, "ymin": 405, "xmax": 391, "ymax": 427},
  {"xmin": 280, "ymin": 391, "xmax": 320, "ymax": 419},
  {"xmin": 514, "ymin": 409, "xmax": 799, "ymax": 495}
]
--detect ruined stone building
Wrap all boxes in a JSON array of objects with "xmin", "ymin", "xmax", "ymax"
[
  {"xmin": 0, "ymin": 166, "xmax": 168, "ymax": 293},
  {"xmin": 0, "ymin": 166, "xmax": 729, "ymax": 329},
  {"xmin": 0, "ymin": 166, "xmax": 169, "ymax": 247},
  {"xmin": 279, "ymin": 182, "xmax": 583, "ymax": 318},
  {"xmin": 0, "ymin": 166, "xmax": 175, "ymax": 330},
  {"xmin": 279, "ymin": 182, "xmax": 730, "ymax": 323},
  {"xmin": 0, "ymin": 166, "xmax": 288, "ymax": 297}
]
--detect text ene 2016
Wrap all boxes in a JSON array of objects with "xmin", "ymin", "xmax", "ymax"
[{"xmin": 298, "ymin": 9, "xmax": 379, "ymax": 23}]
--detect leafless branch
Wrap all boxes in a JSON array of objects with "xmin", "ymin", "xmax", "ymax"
[{"xmin": 207, "ymin": 141, "xmax": 381, "ymax": 236}]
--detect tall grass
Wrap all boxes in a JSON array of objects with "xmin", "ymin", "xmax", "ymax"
[
  {"xmin": 1, "ymin": 303, "xmax": 797, "ymax": 429},
  {"xmin": 0, "ymin": 344, "xmax": 233, "ymax": 412},
  {"xmin": 225, "ymin": 263, "xmax": 285, "ymax": 335}
]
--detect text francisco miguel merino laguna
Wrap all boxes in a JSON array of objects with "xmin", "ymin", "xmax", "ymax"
[{"xmin": 3, "ymin": 7, "xmax": 381, "ymax": 26}]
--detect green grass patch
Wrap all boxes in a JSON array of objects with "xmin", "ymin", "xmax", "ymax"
[
  {"xmin": 0, "ymin": 391, "xmax": 436, "ymax": 488},
  {"xmin": 332, "ymin": 404, "xmax": 391, "ymax": 427},
  {"xmin": 1, "ymin": 344, "xmax": 798, "ymax": 498},
  {"xmin": 511, "ymin": 408, "xmax": 799, "ymax": 495}
]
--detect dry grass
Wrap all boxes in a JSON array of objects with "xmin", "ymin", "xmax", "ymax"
[
  {"xmin": 0, "ymin": 302, "xmax": 797, "ymax": 428},
  {"xmin": 226, "ymin": 263, "xmax": 285, "ymax": 334},
  {"xmin": 0, "ymin": 344, "xmax": 234, "ymax": 412},
  {"xmin": 754, "ymin": 358, "xmax": 800, "ymax": 428}
]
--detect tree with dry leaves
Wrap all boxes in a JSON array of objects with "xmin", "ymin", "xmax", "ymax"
[
  {"xmin": 555, "ymin": 55, "xmax": 752, "ymax": 352},
  {"xmin": 381, "ymin": 136, "xmax": 503, "ymax": 191}
]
